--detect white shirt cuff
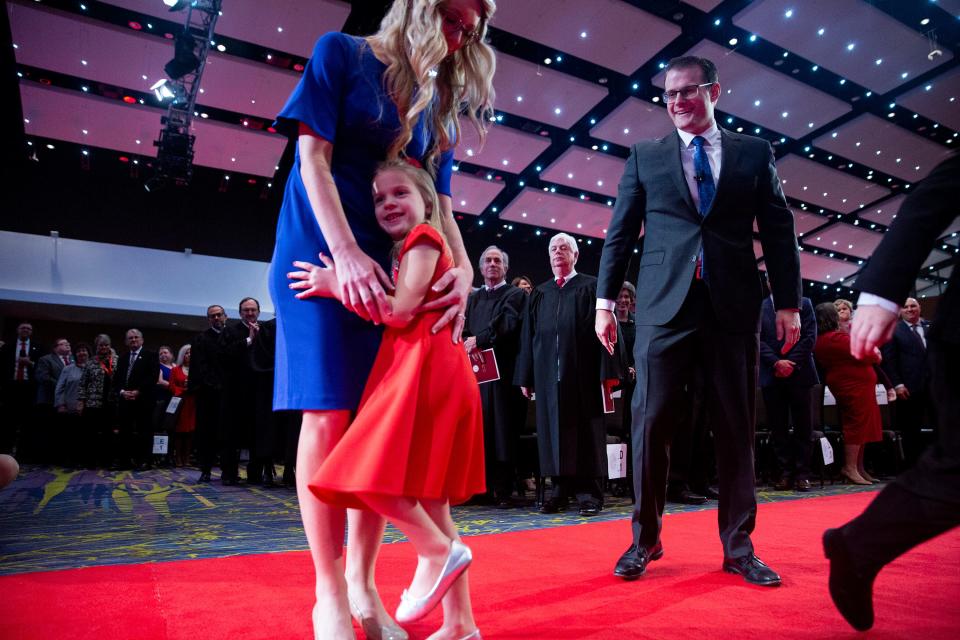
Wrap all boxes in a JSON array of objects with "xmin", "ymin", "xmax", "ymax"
[
  {"xmin": 596, "ymin": 298, "xmax": 616, "ymax": 312},
  {"xmin": 856, "ymin": 293, "xmax": 900, "ymax": 315}
]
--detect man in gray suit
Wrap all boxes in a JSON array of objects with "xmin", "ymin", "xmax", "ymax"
[
  {"xmin": 33, "ymin": 338, "xmax": 72, "ymax": 463},
  {"xmin": 596, "ymin": 56, "xmax": 801, "ymax": 586}
]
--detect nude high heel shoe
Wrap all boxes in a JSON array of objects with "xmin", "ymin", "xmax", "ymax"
[{"xmin": 349, "ymin": 598, "xmax": 408, "ymax": 640}]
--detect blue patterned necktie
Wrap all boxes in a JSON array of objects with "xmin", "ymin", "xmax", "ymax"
[
  {"xmin": 691, "ymin": 135, "xmax": 716, "ymax": 216},
  {"xmin": 691, "ymin": 135, "xmax": 715, "ymax": 280}
]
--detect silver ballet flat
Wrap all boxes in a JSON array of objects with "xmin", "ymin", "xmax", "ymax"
[
  {"xmin": 349, "ymin": 598, "xmax": 409, "ymax": 640},
  {"xmin": 395, "ymin": 540, "xmax": 473, "ymax": 623},
  {"xmin": 457, "ymin": 631, "xmax": 481, "ymax": 640}
]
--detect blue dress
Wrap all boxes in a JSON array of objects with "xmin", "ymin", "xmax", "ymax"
[{"xmin": 269, "ymin": 32, "xmax": 454, "ymax": 410}]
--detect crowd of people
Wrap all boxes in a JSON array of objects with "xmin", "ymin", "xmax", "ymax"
[{"xmin": 0, "ymin": 301, "xmax": 301, "ymax": 488}]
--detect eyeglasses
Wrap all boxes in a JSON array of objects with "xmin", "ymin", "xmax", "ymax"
[
  {"xmin": 440, "ymin": 9, "xmax": 481, "ymax": 44},
  {"xmin": 662, "ymin": 82, "xmax": 715, "ymax": 103}
]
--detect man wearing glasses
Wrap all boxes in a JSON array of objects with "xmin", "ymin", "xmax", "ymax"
[{"xmin": 595, "ymin": 56, "xmax": 801, "ymax": 586}]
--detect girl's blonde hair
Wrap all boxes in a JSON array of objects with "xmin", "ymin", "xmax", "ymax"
[
  {"xmin": 375, "ymin": 159, "xmax": 446, "ymax": 259},
  {"xmin": 367, "ymin": 0, "xmax": 496, "ymax": 176}
]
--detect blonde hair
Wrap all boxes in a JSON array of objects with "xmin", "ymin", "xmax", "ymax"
[
  {"xmin": 176, "ymin": 344, "xmax": 191, "ymax": 367},
  {"xmin": 366, "ymin": 0, "xmax": 497, "ymax": 175},
  {"xmin": 374, "ymin": 160, "xmax": 447, "ymax": 260}
]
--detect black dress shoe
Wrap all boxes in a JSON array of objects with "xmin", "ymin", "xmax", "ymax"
[
  {"xmin": 693, "ymin": 486, "xmax": 720, "ymax": 500},
  {"xmin": 722, "ymin": 554, "xmax": 781, "ymax": 586},
  {"xmin": 613, "ymin": 542, "xmax": 664, "ymax": 580},
  {"xmin": 795, "ymin": 478, "xmax": 812, "ymax": 492},
  {"xmin": 539, "ymin": 497, "xmax": 568, "ymax": 514},
  {"xmin": 197, "ymin": 471, "xmax": 211, "ymax": 483},
  {"xmin": 667, "ymin": 489, "xmax": 708, "ymax": 505},
  {"xmin": 578, "ymin": 502, "xmax": 601, "ymax": 517},
  {"xmin": 773, "ymin": 477, "xmax": 792, "ymax": 491},
  {"xmin": 823, "ymin": 528, "xmax": 875, "ymax": 631}
]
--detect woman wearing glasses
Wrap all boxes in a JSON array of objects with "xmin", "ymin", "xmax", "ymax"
[{"xmin": 270, "ymin": 1, "xmax": 496, "ymax": 639}]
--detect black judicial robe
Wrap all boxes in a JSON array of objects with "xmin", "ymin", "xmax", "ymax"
[
  {"xmin": 515, "ymin": 273, "xmax": 621, "ymax": 477},
  {"xmin": 220, "ymin": 321, "xmax": 274, "ymax": 455},
  {"xmin": 463, "ymin": 284, "xmax": 527, "ymax": 463}
]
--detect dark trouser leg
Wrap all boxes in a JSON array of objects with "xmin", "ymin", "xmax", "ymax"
[
  {"xmin": 574, "ymin": 476, "xmax": 604, "ymax": 506},
  {"xmin": 788, "ymin": 385, "xmax": 814, "ymax": 481},
  {"xmin": 630, "ymin": 284, "xmax": 701, "ymax": 550},
  {"xmin": 700, "ymin": 319, "xmax": 758, "ymax": 561},
  {"xmin": 763, "ymin": 384, "xmax": 790, "ymax": 481},
  {"xmin": 839, "ymin": 338, "xmax": 959, "ymax": 573},
  {"xmin": 195, "ymin": 390, "xmax": 220, "ymax": 474}
]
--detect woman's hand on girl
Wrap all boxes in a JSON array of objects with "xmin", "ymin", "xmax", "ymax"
[
  {"xmin": 330, "ymin": 244, "xmax": 394, "ymax": 324},
  {"xmin": 416, "ymin": 266, "xmax": 471, "ymax": 341}
]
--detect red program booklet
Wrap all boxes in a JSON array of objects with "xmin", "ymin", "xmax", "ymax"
[{"xmin": 471, "ymin": 348, "xmax": 500, "ymax": 384}]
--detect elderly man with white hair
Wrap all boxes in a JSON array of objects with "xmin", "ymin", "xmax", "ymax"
[
  {"xmin": 515, "ymin": 233, "xmax": 622, "ymax": 516},
  {"xmin": 463, "ymin": 245, "xmax": 528, "ymax": 508}
]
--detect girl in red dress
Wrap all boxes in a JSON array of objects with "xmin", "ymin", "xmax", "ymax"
[{"xmin": 290, "ymin": 160, "xmax": 485, "ymax": 636}]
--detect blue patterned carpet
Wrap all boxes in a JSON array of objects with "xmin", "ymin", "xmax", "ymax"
[{"xmin": 0, "ymin": 465, "xmax": 882, "ymax": 576}]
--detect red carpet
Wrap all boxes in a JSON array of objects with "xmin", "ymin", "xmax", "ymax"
[{"xmin": 1, "ymin": 492, "xmax": 957, "ymax": 639}]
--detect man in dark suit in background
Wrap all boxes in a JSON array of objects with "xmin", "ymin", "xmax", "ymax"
[
  {"xmin": 824, "ymin": 153, "xmax": 959, "ymax": 631},
  {"xmin": 221, "ymin": 297, "xmax": 276, "ymax": 486},
  {"xmin": 0, "ymin": 322, "xmax": 44, "ymax": 456},
  {"xmin": 596, "ymin": 55, "xmax": 801, "ymax": 587},
  {"xmin": 880, "ymin": 297, "xmax": 931, "ymax": 464},
  {"xmin": 33, "ymin": 338, "xmax": 72, "ymax": 463},
  {"xmin": 760, "ymin": 295, "xmax": 818, "ymax": 492},
  {"xmin": 190, "ymin": 305, "xmax": 228, "ymax": 484},
  {"xmin": 113, "ymin": 329, "xmax": 159, "ymax": 469}
]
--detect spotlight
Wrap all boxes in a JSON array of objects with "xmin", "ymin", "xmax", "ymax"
[
  {"xmin": 164, "ymin": 30, "xmax": 200, "ymax": 80},
  {"xmin": 151, "ymin": 79, "xmax": 176, "ymax": 101},
  {"xmin": 164, "ymin": 0, "xmax": 193, "ymax": 11}
]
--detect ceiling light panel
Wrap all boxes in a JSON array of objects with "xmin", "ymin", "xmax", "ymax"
[
  {"xmin": 803, "ymin": 222, "xmax": 884, "ymax": 258},
  {"xmin": 777, "ymin": 154, "xmax": 891, "ymax": 213},
  {"xmin": 733, "ymin": 0, "xmax": 953, "ymax": 94},
  {"xmin": 652, "ymin": 40, "xmax": 851, "ymax": 138},
  {"xmin": 798, "ymin": 251, "xmax": 860, "ymax": 282},
  {"xmin": 813, "ymin": 113, "xmax": 953, "ymax": 181},
  {"xmin": 102, "ymin": 0, "xmax": 351, "ymax": 58},
  {"xmin": 453, "ymin": 120, "xmax": 552, "ymax": 172},
  {"xmin": 590, "ymin": 98, "xmax": 673, "ymax": 146},
  {"xmin": 20, "ymin": 83, "xmax": 285, "ymax": 176},
  {"xmin": 492, "ymin": 53, "xmax": 608, "ymax": 129},
  {"xmin": 492, "ymin": 0, "xmax": 680, "ymax": 75},
  {"xmin": 858, "ymin": 194, "xmax": 904, "ymax": 226},
  {"xmin": 539, "ymin": 147, "xmax": 627, "ymax": 198},
  {"xmin": 500, "ymin": 187, "xmax": 613, "ymax": 239},
  {"xmin": 897, "ymin": 66, "xmax": 960, "ymax": 131},
  {"xmin": 450, "ymin": 173, "xmax": 506, "ymax": 216}
]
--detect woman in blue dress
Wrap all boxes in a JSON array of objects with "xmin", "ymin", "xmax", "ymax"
[{"xmin": 271, "ymin": 1, "xmax": 496, "ymax": 639}]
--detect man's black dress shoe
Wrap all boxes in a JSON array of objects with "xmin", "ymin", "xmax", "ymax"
[
  {"xmin": 667, "ymin": 489, "xmax": 708, "ymax": 505},
  {"xmin": 795, "ymin": 478, "xmax": 812, "ymax": 492},
  {"xmin": 578, "ymin": 502, "xmax": 601, "ymax": 517},
  {"xmin": 823, "ymin": 528, "xmax": 875, "ymax": 631},
  {"xmin": 613, "ymin": 542, "xmax": 664, "ymax": 580},
  {"xmin": 539, "ymin": 498, "xmax": 568, "ymax": 514},
  {"xmin": 197, "ymin": 471, "xmax": 212, "ymax": 483},
  {"xmin": 722, "ymin": 554, "xmax": 781, "ymax": 586},
  {"xmin": 773, "ymin": 477, "xmax": 792, "ymax": 491}
]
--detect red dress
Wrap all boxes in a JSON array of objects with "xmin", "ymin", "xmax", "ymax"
[
  {"xmin": 310, "ymin": 225, "xmax": 485, "ymax": 509},
  {"xmin": 168, "ymin": 365, "xmax": 196, "ymax": 434},
  {"xmin": 813, "ymin": 330, "xmax": 882, "ymax": 445}
]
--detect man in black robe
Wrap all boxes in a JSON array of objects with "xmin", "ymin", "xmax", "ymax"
[
  {"xmin": 463, "ymin": 245, "xmax": 527, "ymax": 508},
  {"xmin": 516, "ymin": 233, "xmax": 620, "ymax": 517}
]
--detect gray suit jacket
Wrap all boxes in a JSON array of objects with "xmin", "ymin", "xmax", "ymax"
[
  {"xmin": 36, "ymin": 352, "xmax": 68, "ymax": 405},
  {"xmin": 598, "ymin": 128, "xmax": 801, "ymax": 334}
]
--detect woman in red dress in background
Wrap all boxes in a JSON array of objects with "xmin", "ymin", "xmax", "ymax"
[
  {"xmin": 814, "ymin": 303, "xmax": 882, "ymax": 485},
  {"xmin": 168, "ymin": 344, "xmax": 196, "ymax": 468}
]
